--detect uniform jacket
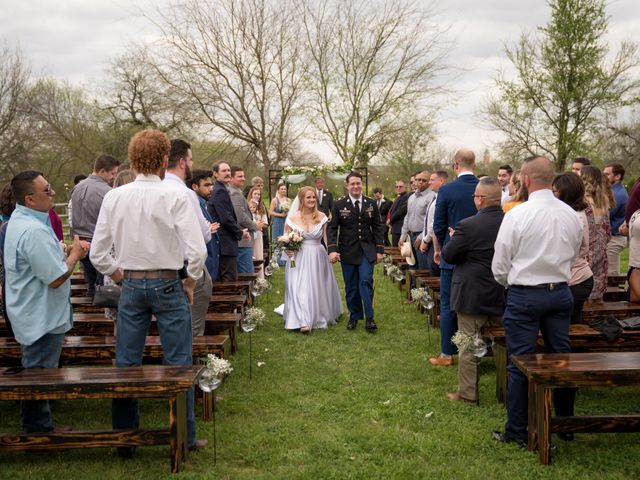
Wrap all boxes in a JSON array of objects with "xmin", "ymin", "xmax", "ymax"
[{"xmin": 327, "ymin": 195, "xmax": 385, "ymax": 265}]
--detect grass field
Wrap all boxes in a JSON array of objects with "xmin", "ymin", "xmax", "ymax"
[{"xmin": 1, "ymin": 261, "xmax": 639, "ymax": 479}]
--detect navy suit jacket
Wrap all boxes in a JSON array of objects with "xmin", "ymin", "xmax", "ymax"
[
  {"xmin": 388, "ymin": 193, "xmax": 409, "ymax": 235},
  {"xmin": 433, "ymin": 174, "xmax": 479, "ymax": 270},
  {"xmin": 207, "ymin": 181, "xmax": 243, "ymax": 257}
]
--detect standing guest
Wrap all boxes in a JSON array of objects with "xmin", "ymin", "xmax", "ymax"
[
  {"xmin": 497, "ymin": 164, "xmax": 513, "ymax": 205},
  {"xmin": 553, "ymin": 173, "xmax": 594, "ymax": 324},
  {"xmin": 571, "ymin": 156, "xmax": 591, "ymax": 175},
  {"xmin": 207, "ymin": 161, "xmax": 249, "ymax": 281},
  {"xmin": 603, "ymin": 163, "xmax": 628, "ymax": 275},
  {"xmin": 492, "ymin": 156, "xmax": 582, "ymax": 447},
  {"xmin": 48, "ymin": 209, "xmax": 64, "ymax": 241},
  {"xmin": 229, "ymin": 166, "xmax": 262, "ymax": 274},
  {"xmin": 5, "ymin": 171, "xmax": 89, "ymax": 433},
  {"xmin": 189, "ymin": 170, "xmax": 221, "ymax": 284},
  {"xmin": 430, "ymin": 149, "xmax": 479, "ymax": 367},
  {"xmin": 270, "ymin": 182, "xmax": 290, "ymax": 240},
  {"xmin": 502, "ymin": 170, "xmax": 528, "ymax": 213},
  {"xmin": 625, "ymin": 176, "xmax": 640, "ymax": 225},
  {"xmin": 315, "ymin": 176, "xmax": 334, "ymax": 217},
  {"xmin": 400, "ymin": 171, "xmax": 435, "ymax": 273},
  {"xmin": 243, "ymin": 176, "xmax": 264, "ymax": 197},
  {"xmin": 70, "ymin": 153, "xmax": 120, "ymax": 296},
  {"xmin": 419, "ymin": 170, "xmax": 448, "ymax": 276},
  {"xmin": 248, "ymin": 186, "xmax": 268, "ymax": 278},
  {"xmin": 327, "ymin": 171, "xmax": 385, "ymax": 332},
  {"xmin": 164, "ymin": 139, "xmax": 214, "ymax": 337},
  {"xmin": 581, "ymin": 165, "xmax": 613, "ymax": 303},
  {"xmin": 0, "ymin": 184, "xmax": 16, "ymax": 336},
  {"xmin": 248, "ymin": 176, "xmax": 270, "ymax": 261},
  {"xmin": 373, "ymin": 187, "xmax": 392, "ymax": 246},
  {"xmin": 388, "ymin": 180, "xmax": 409, "ymax": 247},
  {"xmin": 443, "ymin": 177, "xmax": 505, "ymax": 403},
  {"xmin": 67, "ymin": 174, "xmax": 88, "ymax": 230},
  {"xmin": 91, "ymin": 129, "xmax": 208, "ymax": 457},
  {"xmin": 623, "ymin": 210, "xmax": 640, "ymax": 301}
]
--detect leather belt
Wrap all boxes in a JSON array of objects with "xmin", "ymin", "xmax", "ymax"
[{"xmin": 123, "ymin": 269, "xmax": 179, "ymax": 280}]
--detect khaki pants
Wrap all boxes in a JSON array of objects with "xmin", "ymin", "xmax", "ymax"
[
  {"xmin": 457, "ymin": 312, "xmax": 502, "ymax": 401},
  {"xmin": 191, "ymin": 268, "xmax": 213, "ymax": 336},
  {"xmin": 607, "ymin": 235, "xmax": 627, "ymax": 276}
]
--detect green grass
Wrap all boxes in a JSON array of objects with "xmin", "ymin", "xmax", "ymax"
[{"xmin": 1, "ymin": 264, "xmax": 640, "ymax": 479}]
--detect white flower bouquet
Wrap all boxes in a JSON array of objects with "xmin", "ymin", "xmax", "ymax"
[{"xmin": 276, "ymin": 229, "xmax": 304, "ymax": 267}]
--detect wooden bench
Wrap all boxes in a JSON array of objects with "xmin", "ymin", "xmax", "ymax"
[
  {"xmin": 582, "ymin": 301, "xmax": 640, "ymax": 322},
  {"xmin": 0, "ymin": 365, "xmax": 202, "ymax": 473},
  {"xmin": 608, "ymin": 275, "xmax": 627, "ymax": 288},
  {"xmin": 512, "ymin": 352, "xmax": 640, "ymax": 465},
  {"xmin": 208, "ymin": 294, "xmax": 247, "ymax": 315},
  {"xmin": 484, "ymin": 324, "xmax": 640, "ymax": 404},
  {"xmin": 237, "ymin": 272, "xmax": 258, "ymax": 282},
  {"xmin": 0, "ymin": 335, "xmax": 230, "ymax": 366},
  {"xmin": 604, "ymin": 286, "xmax": 627, "ymax": 302}
]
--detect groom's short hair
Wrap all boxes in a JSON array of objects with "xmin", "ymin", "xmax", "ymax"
[{"xmin": 346, "ymin": 171, "xmax": 362, "ymax": 182}]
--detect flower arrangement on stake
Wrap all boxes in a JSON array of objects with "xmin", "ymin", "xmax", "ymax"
[
  {"xmin": 198, "ymin": 354, "xmax": 233, "ymax": 393},
  {"xmin": 275, "ymin": 229, "xmax": 304, "ymax": 267},
  {"xmin": 386, "ymin": 264, "xmax": 403, "ymax": 281},
  {"xmin": 451, "ymin": 331, "xmax": 488, "ymax": 358},
  {"xmin": 243, "ymin": 307, "xmax": 266, "ymax": 331},
  {"xmin": 251, "ymin": 278, "xmax": 271, "ymax": 297}
]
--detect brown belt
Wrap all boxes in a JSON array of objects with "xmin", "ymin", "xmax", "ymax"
[{"xmin": 123, "ymin": 269, "xmax": 179, "ymax": 280}]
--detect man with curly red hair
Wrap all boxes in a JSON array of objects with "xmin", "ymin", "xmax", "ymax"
[{"xmin": 91, "ymin": 129, "xmax": 208, "ymax": 457}]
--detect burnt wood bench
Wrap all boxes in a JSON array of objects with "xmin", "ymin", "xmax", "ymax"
[
  {"xmin": 0, "ymin": 335, "xmax": 230, "ymax": 366},
  {"xmin": 484, "ymin": 324, "xmax": 640, "ymax": 405},
  {"xmin": 208, "ymin": 294, "xmax": 247, "ymax": 315},
  {"xmin": 0, "ymin": 365, "xmax": 203, "ymax": 473},
  {"xmin": 604, "ymin": 286, "xmax": 627, "ymax": 302},
  {"xmin": 237, "ymin": 272, "xmax": 258, "ymax": 282},
  {"xmin": 607, "ymin": 275, "xmax": 627, "ymax": 288},
  {"xmin": 512, "ymin": 352, "xmax": 640, "ymax": 465},
  {"xmin": 582, "ymin": 301, "xmax": 640, "ymax": 322}
]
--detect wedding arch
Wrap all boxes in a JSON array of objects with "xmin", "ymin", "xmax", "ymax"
[{"xmin": 267, "ymin": 165, "xmax": 368, "ymax": 200}]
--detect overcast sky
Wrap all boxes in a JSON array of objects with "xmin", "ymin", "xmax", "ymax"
[{"xmin": 1, "ymin": 0, "xmax": 639, "ymax": 162}]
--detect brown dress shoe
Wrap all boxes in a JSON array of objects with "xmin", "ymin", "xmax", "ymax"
[
  {"xmin": 446, "ymin": 392, "xmax": 475, "ymax": 404},
  {"xmin": 428, "ymin": 355, "xmax": 454, "ymax": 366}
]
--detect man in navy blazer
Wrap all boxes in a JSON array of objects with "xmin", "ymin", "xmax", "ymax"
[
  {"xmin": 207, "ymin": 161, "xmax": 249, "ymax": 281},
  {"xmin": 388, "ymin": 180, "xmax": 409, "ymax": 246},
  {"xmin": 429, "ymin": 149, "xmax": 479, "ymax": 366}
]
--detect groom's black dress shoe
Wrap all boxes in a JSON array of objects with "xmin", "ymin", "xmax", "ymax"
[
  {"xmin": 365, "ymin": 319, "xmax": 378, "ymax": 332},
  {"xmin": 347, "ymin": 319, "xmax": 357, "ymax": 330}
]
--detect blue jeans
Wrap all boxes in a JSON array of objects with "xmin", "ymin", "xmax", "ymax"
[
  {"xmin": 20, "ymin": 332, "xmax": 64, "ymax": 432},
  {"xmin": 410, "ymin": 232, "xmax": 430, "ymax": 271},
  {"xmin": 439, "ymin": 268, "xmax": 457, "ymax": 356},
  {"xmin": 112, "ymin": 277, "xmax": 197, "ymax": 447},
  {"xmin": 341, "ymin": 255, "xmax": 375, "ymax": 321},
  {"xmin": 237, "ymin": 247, "xmax": 254, "ymax": 274},
  {"xmin": 503, "ymin": 284, "xmax": 574, "ymax": 442}
]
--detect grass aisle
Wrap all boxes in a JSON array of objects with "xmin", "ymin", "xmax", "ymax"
[{"xmin": 1, "ymin": 264, "xmax": 640, "ymax": 479}]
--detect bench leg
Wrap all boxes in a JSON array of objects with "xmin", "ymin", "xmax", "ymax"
[
  {"xmin": 527, "ymin": 381, "xmax": 537, "ymax": 451},
  {"xmin": 169, "ymin": 391, "xmax": 189, "ymax": 473},
  {"xmin": 536, "ymin": 386, "xmax": 553, "ymax": 465},
  {"xmin": 494, "ymin": 343, "xmax": 508, "ymax": 405}
]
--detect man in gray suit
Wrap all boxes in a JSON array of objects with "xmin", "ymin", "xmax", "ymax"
[{"xmin": 228, "ymin": 166, "xmax": 264, "ymax": 273}]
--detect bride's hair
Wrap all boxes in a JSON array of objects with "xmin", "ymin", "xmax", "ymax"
[{"xmin": 297, "ymin": 186, "xmax": 320, "ymax": 223}]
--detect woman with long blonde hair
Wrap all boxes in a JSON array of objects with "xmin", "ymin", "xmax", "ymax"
[
  {"xmin": 279, "ymin": 186, "xmax": 343, "ymax": 333},
  {"xmin": 247, "ymin": 187, "xmax": 268, "ymax": 278},
  {"xmin": 581, "ymin": 165, "xmax": 613, "ymax": 303}
]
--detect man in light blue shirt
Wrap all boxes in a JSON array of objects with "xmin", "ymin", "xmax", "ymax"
[{"xmin": 4, "ymin": 171, "xmax": 89, "ymax": 433}]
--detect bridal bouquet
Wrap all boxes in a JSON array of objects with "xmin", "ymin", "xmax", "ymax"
[
  {"xmin": 279, "ymin": 202, "xmax": 291, "ymax": 214},
  {"xmin": 275, "ymin": 229, "xmax": 304, "ymax": 267}
]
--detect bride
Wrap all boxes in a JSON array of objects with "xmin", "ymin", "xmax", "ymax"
[{"xmin": 281, "ymin": 186, "xmax": 343, "ymax": 332}]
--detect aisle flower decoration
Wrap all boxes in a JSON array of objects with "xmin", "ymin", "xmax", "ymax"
[
  {"xmin": 198, "ymin": 354, "xmax": 233, "ymax": 392},
  {"xmin": 386, "ymin": 264, "xmax": 403, "ymax": 281},
  {"xmin": 451, "ymin": 331, "xmax": 488, "ymax": 358},
  {"xmin": 244, "ymin": 306, "xmax": 266, "ymax": 327},
  {"xmin": 251, "ymin": 278, "xmax": 271, "ymax": 296}
]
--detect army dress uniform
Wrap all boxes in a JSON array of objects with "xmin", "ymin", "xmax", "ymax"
[{"xmin": 327, "ymin": 195, "xmax": 385, "ymax": 331}]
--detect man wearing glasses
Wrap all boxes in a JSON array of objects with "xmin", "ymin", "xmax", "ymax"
[
  {"xmin": 399, "ymin": 171, "xmax": 435, "ymax": 273},
  {"xmin": 388, "ymin": 180, "xmax": 409, "ymax": 247},
  {"xmin": 4, "ymin": 171, "xmax": 89, "ymax": 433}
]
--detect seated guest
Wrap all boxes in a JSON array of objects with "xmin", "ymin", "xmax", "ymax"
[
  {"xmin": 442, "ymin": 177, "xmax": 505, "ymax": 403},
  {"xmin": 4, "ymin": 171, "xmax": 89, "ymax": 433},
  {"xmin": 553, "ymin": 173, "xmax": 594, "ymax": 323}
]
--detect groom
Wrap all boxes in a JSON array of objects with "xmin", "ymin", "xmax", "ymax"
[{"xmin": 327, "ymin": 171, "xmax": 385, "ymax": 332}]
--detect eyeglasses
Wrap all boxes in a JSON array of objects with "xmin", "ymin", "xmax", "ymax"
[
  {"xmin": 472, "ymin": 194, "xmax": 487, "ymax": 199},
  {"xmin": 395, "ymin": 185, "xmax": 404, "ymax": 188},
  {"xmin": 28, "ymin": 185, "xmax": 54, "ymax": 197}
]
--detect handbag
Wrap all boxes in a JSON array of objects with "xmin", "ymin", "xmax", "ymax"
[{"xmin": 92, "ymin": 284, "xmax": 121, "ymax": 308}]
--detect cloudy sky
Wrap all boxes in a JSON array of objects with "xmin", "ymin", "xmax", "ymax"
[{"xmin": 1, "ymin": 0, "xmax": 639, "ymax": 161}]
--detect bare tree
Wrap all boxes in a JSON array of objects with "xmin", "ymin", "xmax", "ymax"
[
  {"xmin": 301, "ymin": 0, "xmax": 447, "ymax": 168},
  {"xmin": 0, "ymin": 43, "xmax": 33, "ymax": 181},
  {"xmin": 153, "ymin": 0, "xmax": 307, "ymax": 173},
  {"xmin": 101, "ymin": 46, "xmax": 188, "ymax": 135}
]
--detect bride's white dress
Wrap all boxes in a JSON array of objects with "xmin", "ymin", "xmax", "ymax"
[{"xmin": 282, "ymin": 216, "xmax": 343, "ymax": 330}]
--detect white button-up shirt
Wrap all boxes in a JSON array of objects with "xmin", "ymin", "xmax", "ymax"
[
  {"xmin": 492, "ymin": 188, "xmax": 582, "ymax": 287},
  {"xmin": 90, "ymin": 174, "xmax": 206, "ymax": 280},
  {"xmin": 164, "ymin": 172, "xmax": 212, "ymax": 247},
  {"xmin": 421, "ymin": 193, "xmax": 437, "ymax": 244}
]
